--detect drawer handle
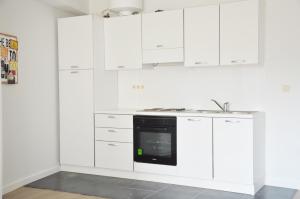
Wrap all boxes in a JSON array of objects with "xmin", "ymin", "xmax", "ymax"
[
  {"xmin": 156, "ymin": 44, "xmax": 163, "ymax": 48},
  {"xmin": 231, "ymin": 59, "xmax": 246, "ymax": 64},
  {"xmin": 118, "ymin": 66, "xmax": 125, "ymax": 69},
  {"xmin": 70, "ymin": 65, "xmax": 79, "ymax": 68},
  {"xmin": 108, "ymin": 143, "xmax": 118, "ymax": 147},
  {"xmin": 187, "ymin": 118, "xmax": 201, "ymax": 122},
  {"xmin": 70, "ymin": 71, "xmax": 79, "ymax": 74},
  {"xmin": 107, "ymin": 116, "xmax": 116, "ymax": 119},
  {"xmin": 107, "ymin": 129, "xmax": 117, "ymax": 133}
]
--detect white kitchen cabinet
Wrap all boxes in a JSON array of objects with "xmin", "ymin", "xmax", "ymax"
[
  {"xmin": 213, "ymin": 118, "xmax": 253, "ymax": 184},
  {"xmin": 59, "ymin": 69, "xmax": 94, "ymax": 167},
  {"xmin": 177, "ymin": 117, "xmax": 213, "ymax": 179},
  {"xmin": 58, "ymin": 15, "xmax": 93, "ymax": 69},
  {"xmin": 184, "ymin": 5, "xmax": 219, "ymax": 67},
  {"xmin": 220, "ymin": 0, "xmax": 259, "ymax": 65},
  {"xmin": 142, "ymin": 10, "xmax": 184, "ymax": 64},
  {"xmin": 95, "ymin": 141, "xmax": 133, "ymax": 171},
  {"xmin": 94, "ymin": 113, "xmax": 133, "ymax": 171},
  {"xmin": 95, "ymin": 114, "xmax": 133, "ymax": 129},
  {"xmin": 104, "ymin": 15, "xmax": 142, "ymax": 70},
  {"xmin": 95, "ymin": 128, "xmax": 133, "ymax": 143}
]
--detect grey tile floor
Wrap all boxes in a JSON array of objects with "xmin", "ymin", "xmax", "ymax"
[{"xmin": 27, "ymin": 172, "xmax": 297, "ymax": 199}]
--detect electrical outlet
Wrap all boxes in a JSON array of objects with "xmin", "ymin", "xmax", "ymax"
[{"xmin": 132, "ymin": 84, "xmax": 144, "ymax": 90}]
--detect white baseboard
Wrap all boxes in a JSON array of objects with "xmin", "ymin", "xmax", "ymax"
[
  {"xmin": 265, "ymin": 177, "xmax": 300, "ymax": 190},
  {"xmin": 3, "ymin": 166, "xmax": 60, "ymax": 194}
]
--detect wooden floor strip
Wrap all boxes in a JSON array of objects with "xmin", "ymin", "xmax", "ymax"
[
  {"xmin": 4, "ymin": 187, "xmax": 107, "ymax": 199},
  {"xmin": 294, "ymin": 191, "xmax": 300, "ymax": 199}
]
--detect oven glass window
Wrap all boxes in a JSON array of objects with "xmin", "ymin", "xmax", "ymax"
[{"xmin": 139, "ymin": 131, "xmax": 172, "ymax": 158}]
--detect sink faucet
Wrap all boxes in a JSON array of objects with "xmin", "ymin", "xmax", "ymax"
[{"xmin": 211, "ymin": 99, "xmax": 230, "ymax": 112}]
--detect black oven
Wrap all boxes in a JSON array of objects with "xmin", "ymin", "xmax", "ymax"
[{"xmin": 134, "ymin": 116, "xmax": 177, "ymax": 166}]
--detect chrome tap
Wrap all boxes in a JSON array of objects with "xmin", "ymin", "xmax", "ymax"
[{"xmin": 211, "ymin": 99, "xmax": 230, "ymax": 112}]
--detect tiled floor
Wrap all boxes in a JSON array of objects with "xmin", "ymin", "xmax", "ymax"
[{"xmin": 27, "ymin": 172, "xmax": 297, "ymax": 199}]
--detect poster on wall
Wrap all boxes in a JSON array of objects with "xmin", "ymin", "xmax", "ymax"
[{"xmin": 0, "ymin": 33, "xmax": 18, "ymax": 84}]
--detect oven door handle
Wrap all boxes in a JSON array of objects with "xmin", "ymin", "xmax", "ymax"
[{"xmin": 135, "ymin": 127, "xmax": 169, "ymax": 132}]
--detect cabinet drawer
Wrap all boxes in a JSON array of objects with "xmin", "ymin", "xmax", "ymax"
[
  {"xmin": 95, "ymin": 141, "xmax": 133, "ymax": 171},
  {"xmin": 95, "ymin": 128, "xmax": 133, "ymax": 143},
  {"xmin": 95, "ymin": 114, "xmax": 133, "ymax": 128}
]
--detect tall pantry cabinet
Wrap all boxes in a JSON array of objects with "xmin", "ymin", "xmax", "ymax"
[
  {"xmin": 58, "ymin": 15, "xmax": 118, "ymax": 167},
  {"xmin": 58, "ymin": 15, "xmax": 94, "ymax": 167}
]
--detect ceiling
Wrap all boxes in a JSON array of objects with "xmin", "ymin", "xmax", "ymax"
[{"xmin": 38, "ymin": 0, "xmax": 90, "ymax": 14}]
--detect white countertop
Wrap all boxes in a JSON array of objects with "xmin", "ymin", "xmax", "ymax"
[{"xmin": 94, "ymin": 109, "xmax": 258, "ymax": 119}]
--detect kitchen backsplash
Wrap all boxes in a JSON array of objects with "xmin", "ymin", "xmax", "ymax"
[{"xmin": 118, "ymin": 65, "xmax": 265, "ymax": 110}]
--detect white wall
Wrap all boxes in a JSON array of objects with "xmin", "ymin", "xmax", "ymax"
[
  {"xmin": 117, "ymin": 0, "xmax": 300, "ymax": 189},
  {"xmin": 0, "ymin": 0, "xmax": 74, "ymax": 194},
  {"xmin": 89, "ymin": 0, "xmax": 109, "ymax": 15}
]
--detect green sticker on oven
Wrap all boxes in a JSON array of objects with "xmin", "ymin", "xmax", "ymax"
[{"xmin": 137, "ymin": 148, "xmax": 143, "ymax": 156}]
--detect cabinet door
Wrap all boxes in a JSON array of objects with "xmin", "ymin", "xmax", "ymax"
[
  {"xmin": 213, "ymin": 118, "xmax": 253, "ymax": 184},
  {"xmin": 220, "ymin": 0, "xmax": 259, "ymax": 65},
  {"xmin": 58, "ymin": 15, "xmax": 93, "ymax": 69},
  {"xmin": 59, "ymin": 70, "xmax": 94, "ymax": 167},
  {"xmin": 95, "ymin": 141, "xmax": 133, "ymax": 171},
  {"xmin": 184, "ymin": 5, "xmax": 219, "ymax": 67},
  {"xmin": 177, "ymin": 117, "xmax": 213, "ymax": 179},
  {"xmin": 104, "ymin": 15, "xmax": 142, "ymax": 70},
  {"xmin": 142, "ymin": 10, "xmax": 183, "ymax": 50}
]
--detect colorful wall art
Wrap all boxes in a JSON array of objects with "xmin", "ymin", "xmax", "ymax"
[{"xmin": 1, "ymin": 33, "xmax": 18, "ymax": 84}]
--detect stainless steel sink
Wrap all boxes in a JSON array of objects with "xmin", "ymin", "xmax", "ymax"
[
  {"xmin": 196, "ymin": 110, "xmax": 224, "ymax": 114},
  {"xmin": 196, "ymin": 110, "xmax": 253, "ymax": 115},
  {"xmin": 226, "ymin": 111, "xmax": 253, "ymax": 115}
]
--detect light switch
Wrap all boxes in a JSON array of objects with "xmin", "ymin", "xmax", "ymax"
[{"xmin": 282, "ymin": 85, "xmax": 291, "ymax": 93}]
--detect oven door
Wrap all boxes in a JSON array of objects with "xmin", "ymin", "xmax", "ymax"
[{"xmin": 134, "ymin": 126, "xmax": 177, "ymax": 166}]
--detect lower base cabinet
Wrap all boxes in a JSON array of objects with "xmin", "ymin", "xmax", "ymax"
[
  {"xmin": 94, "ymin": 114, "xmax": 134, "ymax": 171},
  {"xmin": 213, "ymin": 118, "xmax": 253, "ymax": 184},
  {"xmin": 95, "ymin": 141, "xmax": 133, "ymax": 171},
  {"xmin": 177, "ymin": 117, "xmax": 213, "ymax": 179}
]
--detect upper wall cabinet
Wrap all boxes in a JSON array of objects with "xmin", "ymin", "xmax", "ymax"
[
  {"xmin": 104, "ymin": 15, "xmax": 142, "ymax": 70},
  {"xmin": 184, "ymin": 5, "xmax": 220, "ymax": 67},
  {"xmin": 142, "ymin": 10, "xmax": 184, "ymax": 64},
  {"xmin": 220, "ymin": 0, "xmax": 259, "ymax": 65},
  {"xmin": 58, "ymin": 15, "xmax": 93, "ymax": 69}
]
